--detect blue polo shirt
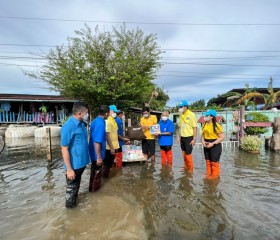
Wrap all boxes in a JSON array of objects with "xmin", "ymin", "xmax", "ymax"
[
  {"xmin": 89, "ymin": 116, "xmax": 106, "ymax": 162},
  {"xmin": 61, "ymin": 116, "xmax": 90, "ymax": 170},
  {"xmin": 115, "ymin": 117, "xmax": 124, "ymax": 147},
  {"xmin": 158, "ymin": 119, "xmax": 174, "ymax": 146}
]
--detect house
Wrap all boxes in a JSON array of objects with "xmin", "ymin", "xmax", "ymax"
[
  {"xmin": 0, "ymin": 94, "xmax": 78, "ymax": 124},
  {"xmin": 197, "ymin": 116, "xmax": 226, "ymax": 124},
  {"xmin": 208, "ymin": 88, "xmax": 280, "ymax": 107}
]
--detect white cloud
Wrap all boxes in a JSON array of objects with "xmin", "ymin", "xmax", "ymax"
[{"xmin": 0, "ymin": 0, "xmax": 280, "ymax": 107}]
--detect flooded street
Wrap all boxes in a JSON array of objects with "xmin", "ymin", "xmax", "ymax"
[{"xmin": 0, "ymin": 135, "xmax": 280, "ymax": 240}]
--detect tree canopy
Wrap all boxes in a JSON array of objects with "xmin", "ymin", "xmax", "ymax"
[{"xmin": 26, "ymin": 24, "xmax": 169, "ymax": 112}]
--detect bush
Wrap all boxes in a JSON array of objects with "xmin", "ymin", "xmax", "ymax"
[
  {"xmin": 240, "ymin": 135, "xmax": 262, "ymax": 151},
  {"xmin": 245, "ymin": 112, "xmax": 270, "ymax": 135}
]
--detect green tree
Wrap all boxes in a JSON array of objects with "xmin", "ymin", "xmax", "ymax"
[
  {"xmin": 26, "ymin": 24, "xmax": 166, "ymax": 113},
  {"xmin": 189, "ymin": 99, "xmax": 206, "ymax": 110},
  {"xmin": 245, "ymin": 112, "xmax": 270, "ymax": 135}
]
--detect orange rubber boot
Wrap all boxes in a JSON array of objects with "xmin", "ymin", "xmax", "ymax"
[
  {"xmin": 185, "ymin": 154, "xmax": 194, "ymax": 173},
  {"xmin": 209, "ymin": 162, "xmax": 220, "ymax": 179},
  {"xmin": 206, "ymin": 160, "xmax": 212, "ymax": 178},
  {"xmin": 166, "ymin": 150, "xmax": 173, "ymax": 167},
  {"xmin": 161, "ymin": 150, "xmax": 167, "ymax": 165},
  {"xmin": 115, "ymin": 152, "xmax": 123, "ymax": 167},
  {"xmin": 182, "ymin": 152, "xmax": 188, "ymax": 168}
]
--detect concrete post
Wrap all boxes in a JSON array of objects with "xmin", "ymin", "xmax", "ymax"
[
  {"xmin": 46, "ymin": 127, "xmax": 52, "ymax": 161},
  {"xmin": 239, "ymin": 106, "xmax": 245, "ymax": 141},
  {"xmin": 270, "ymin": 117, "xmax": 280, "ymax": 151}
]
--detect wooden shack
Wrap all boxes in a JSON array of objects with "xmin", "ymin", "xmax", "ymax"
[{"xmin": 0, "ymin": 94, "xmax": 77, "ymax": 124}]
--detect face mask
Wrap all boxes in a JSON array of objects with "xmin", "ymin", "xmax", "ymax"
[
  {"xmin": 204, "ymin": 116, "xmax": 210, "ymax": 122},
  {"xmin": 161, "ymin": 116, "xmax": 168, "ymax": 121},
  {"xmin": 111, "ymin": 113, "xmax": 117, "ymax": 118},
  {"xmin": 178, "ymin": 108, "xmax": 183, "ymax": 113},
  {"xmin": 83, "ymin": 113, "xmax": 89, "ymax": 122},
  {"xmin": 122, "ymin": 115, "xmax": 125, "ymax": 120},
  {"xmin": 143, "ymin": 113, "xmax": 149, "ymax": 118}
]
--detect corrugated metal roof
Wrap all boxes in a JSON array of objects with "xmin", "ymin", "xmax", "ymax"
[{"xmin": 0, "ymin": 94, "xmax": 78, "ymax": 102}]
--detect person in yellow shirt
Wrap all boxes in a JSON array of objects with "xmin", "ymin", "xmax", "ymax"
[
  {"xmin": 103, "ymin": 105, "xmax": 120, "ymax": 178},
  {"xmin": 140, "ymin": 107, "xmax": 158, "ymax": 161},
  {"xmin": 178, "ymin": 100, "xmax": 197, "ymax": 173},
  {"xmin": 201, "ymin": 109, "xmax": 225, "ymax": 179}
]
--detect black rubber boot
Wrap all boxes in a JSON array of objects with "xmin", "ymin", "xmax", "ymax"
[
  {"xmin": 65, "ymin": 181, "xmax": 78, "ymax": 208},
  {"xmin": 102, "ymin": 166, "xmax": 110, "ymax": 178},
  {"xmin": 89, "ymin": 166, "xmax": 96, "ymax": 192}
]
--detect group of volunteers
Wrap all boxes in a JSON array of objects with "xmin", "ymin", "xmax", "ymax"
[{"xmin": 61, "ymin": 100, "xmax": 224, "ymax": 208}]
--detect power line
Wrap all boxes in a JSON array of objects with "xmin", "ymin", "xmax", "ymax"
[
  {"xmin": 158, "ymin": 74, "xmax": 268, "ymax": 80},
  {"xmin": 0, "ymin": 43, "xmax": 57, "ymax": 47},
  {"xmin": 0, "ymin": 62, "xmax": 41, "ymax": 67},
  {"xmin": 161, "ymin": 70, "xmax": 280, "ymax": 77},
  {"xmin": 160, "ymin": 62, "xmax": 280, "ymax": 67},
  {"xmin": 161, "ymin": 55, "xmax": 280, "ymax": 60},
  {"xmin": 1, "ymin": 43, "xmax": 280, "ymax": 53},
  {"xmin": 162, "ymin": 48, "xmax": 280, "ymax": 53},
  {"xmin": 1, "ymin": 16, "xmax": 280, "ymax": 26}
]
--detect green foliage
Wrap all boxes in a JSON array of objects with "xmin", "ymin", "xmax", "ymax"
[
  {"xmin": 26, "ymin": 24, "xmax": 166, "ymax": 113},
  {"xmin": 241, "ymin": 135, "xmax": 262, "ymax": 151},
  {"xmin": 245, "ymin": 112, "xmax": 270, "ymax": 135},
  {"xmin": 206, "ymin": 104, "xmax": 224, "ymax": 111},
  {"xmin": 189, "ymin": 99, "xmax": 206, "ymax": 110},
  {"xmin": 39, "ymin": 105, "xmax": 48, "ymax": 113},
  {"xmin": 262, "ymin": 77, "xmax": 280, "ymax": 109}
]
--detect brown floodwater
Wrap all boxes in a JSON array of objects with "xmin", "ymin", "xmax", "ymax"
[{"xmin": 0, "ymin": 135, "xmax": 280, "ymax": 240}]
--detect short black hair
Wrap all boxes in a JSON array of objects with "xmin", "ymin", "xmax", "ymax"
[
  {"xmin": 117, "ymin": 110, "xmax": 124, "ymax": 115},
  {"xmin": 99, "ymin": 105, "xmax": 109, "ymax": 115},
  {"xmin": 142, "ymin": 107, "xmax": 150, "ymax": 113},
  {"xmin": 72, "ymin": 102, "xmax": 88, "ymax": 114}
]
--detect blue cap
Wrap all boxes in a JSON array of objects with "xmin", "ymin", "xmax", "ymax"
[
  {"xmin": 203, "ymin": 109, "xmax": 217, "ymax": 117},
  {"xmin": 109, "ymin": 105, "xmax": 120, "ymax": 113},
  {"xmin": 178, "ymin": 100, "xmax": 189, "ymax": 107}
]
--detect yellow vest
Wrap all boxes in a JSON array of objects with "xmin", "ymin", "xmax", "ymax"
[
  {"xmin": 106, "ymin": 116, "xmax": 119, "ymax": 149},
  {"xmin": 179, "ymin": 109, "xmax": 197, "ymax": 137},
  {"xmin": 140, "ymin": 114, "xmax": 158, "ymax": 139}
]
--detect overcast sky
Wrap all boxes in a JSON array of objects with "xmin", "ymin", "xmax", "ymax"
[{"xmin": 1, "ymin": 0, "xmax": 280, "ymax": 107}]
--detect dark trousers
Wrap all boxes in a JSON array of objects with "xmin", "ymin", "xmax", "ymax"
[
  {"xmin": 65, "ymin": 167, "xmax": 85, "ymax": 208},
  {"xmin": 203, "ymin": 139, "xmax": 222, "ymax": 162},
  {"xmin": 104, "ymin": 149, "xmax": 115, "ymax": 168},
  {"xmin": 180, "ymin": 136, "xmax": 193, "ymax": 155}
]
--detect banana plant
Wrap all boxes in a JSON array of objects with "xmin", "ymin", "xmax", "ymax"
[{"xmin": 262, "ymin": 77, "xmax": 280, "ymax": 109}]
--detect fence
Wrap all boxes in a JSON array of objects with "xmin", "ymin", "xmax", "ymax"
[{"xmin": 0, "ymin": 111, "xmax": 66, "ymax": 124}]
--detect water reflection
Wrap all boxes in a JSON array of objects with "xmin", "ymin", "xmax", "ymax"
[{"xmin": 0, "ymin": 138, "xmax": 280, "ymax": 239}]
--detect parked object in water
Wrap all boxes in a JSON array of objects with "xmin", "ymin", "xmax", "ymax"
[
  {"xmin": 5, "ymin": 125, "xmax": 38, "ymax": 138},
  {"xmin": 0, "ymin": 136, "xmax": 4, "ymax": 153},
  {"xmin": 34, "ymin": 126, "xmax": 61, "ymax": 138},
  {"xmin": 0, "ymin": 127, "xmax": 7, "ymax": 137}
]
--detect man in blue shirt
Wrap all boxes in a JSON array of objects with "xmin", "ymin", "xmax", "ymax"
[
  {"xmin": 61, "ymin": 102, "xmax": 90, "ymax": 208},
  {"xmin": 115, "ymin": 110, "xmax": 129, "ymax": 167},
  {"xmin": 156, "ymin": 111, "xmax": 174, "ymax": 166},
  {"xmin": 88, "ymin": 105, "xmax": 109, "ymax": 191}
]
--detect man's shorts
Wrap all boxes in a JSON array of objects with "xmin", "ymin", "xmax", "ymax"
[
  {"xmin": 142, "ymin": 139, "xmax": 156, "ymax": 155},
  {"xmin": 180, "ymin": 136, "xmax": 193, "ymax": 155}
]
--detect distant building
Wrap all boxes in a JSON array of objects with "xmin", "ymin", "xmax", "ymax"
[
  {"xmin": 0, "ymin": 94, "xmax": 78, "ymax": 124},
  {"xmin": 208, "ymin": 88, "xmax": 280, "ymax": 108}
]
